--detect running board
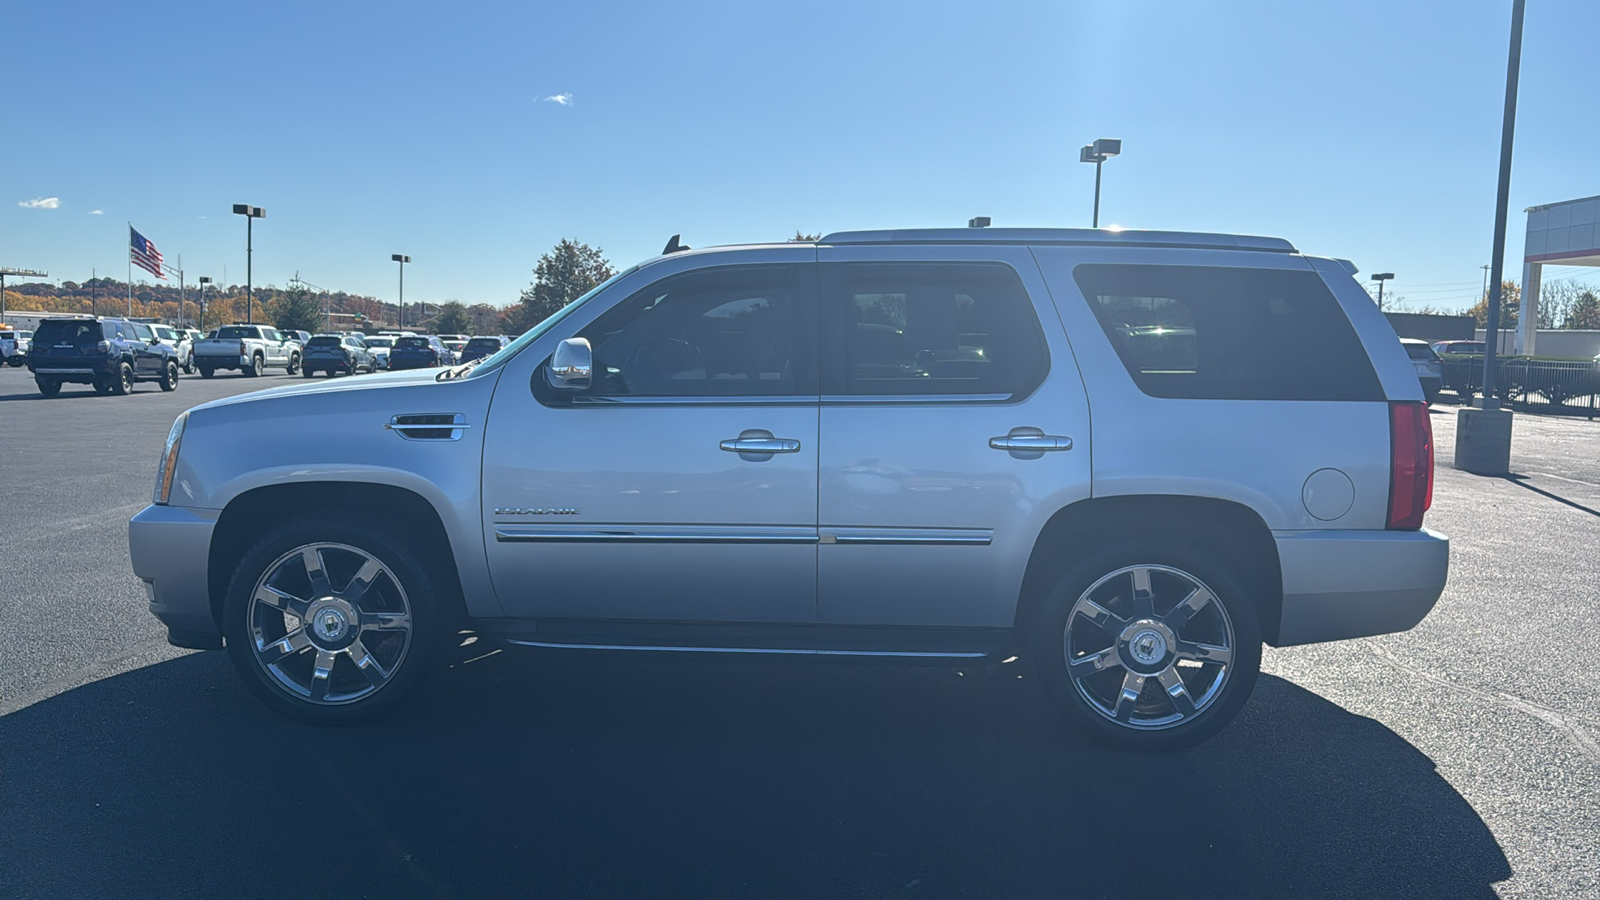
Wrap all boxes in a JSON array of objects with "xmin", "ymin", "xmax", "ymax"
[{"xmin": 504, "ymin": 639, "xmax": 987, "ymax": 659}]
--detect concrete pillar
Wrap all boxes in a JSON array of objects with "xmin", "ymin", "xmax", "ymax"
[{"xmin": 1516, "ymin": 261, "xmax": 1541, "ymax": 356}]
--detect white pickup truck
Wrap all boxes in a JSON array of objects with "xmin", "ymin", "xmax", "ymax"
[{"xmin": 193, "ymin": 324, "xmax": 302, "ymax": 378}]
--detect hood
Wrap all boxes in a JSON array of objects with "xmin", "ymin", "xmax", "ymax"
[{"xmin": 187, "ymin": 367, "xmax": 447, "ymax": 412}]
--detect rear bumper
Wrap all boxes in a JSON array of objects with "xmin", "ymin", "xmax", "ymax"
[
  {"xmin": 195, "ymin": 353, "xmax": 251, "ymax": 369},
  {"xmin": 29, "ymin": 356, "xmax": 116, "ymax": 380},
  {"xmin": 129, "ymin": 504, "xmax": 221, "ymax": 645},
  {"xmin": 1272, "ymin": 528, "xmax": 1449, "ymax": 646}
]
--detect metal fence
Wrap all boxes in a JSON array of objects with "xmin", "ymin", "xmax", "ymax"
[{"xmin": 1439, "ymin": 357, "xmax": 1600, "ymax": 419}]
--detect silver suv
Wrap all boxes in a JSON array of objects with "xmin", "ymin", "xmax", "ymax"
[{"xmin": 129, "ymin": 228, "xmax": 1448, "ymax": 748}]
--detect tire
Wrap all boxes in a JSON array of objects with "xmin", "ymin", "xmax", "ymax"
[
  {"xmin": 344, "ymin": 362, "xmax": 356, "ymax": 377},
  {"xmin": 303, "ymin": 367, "xmax": 317, "ymax": 378},
  {"xmin": 159, "ymin": 360, "xmax": 179, "ymax": 392},
  {"xmin": 1030, "ymin": 539, "xmax": 1262, "ymax": 751},
  {"xmin": 183, "ymin": 352, "xmax": 195, "ymax": 375},
  {"xmin": 286, "ymin": 353, "xmax": 300, "ymax": 376},
  {"xmin": 7, "ymin": 356, "xmax": 23, "ymax": 368},
  {"xmin": 36, "ymin": 377, "xmax": 62, "ymax": 397},
  {"xmin": 93, "ymin": 378, "xmax": 114, "ymax": 395},
  {"xmin": 199, "ymin": 366, "xmax": 215, "ymax": 379},
  {"xmin": 245, "ymin": 354, "xmax": 263, "ymax": 377},
  {"xmin": 223, "ymin": 518, "xmax": 446, "ymax": 724},
  {"xmin": 110, "ymin": 362, "xmax": 134, "ymax": 395}
]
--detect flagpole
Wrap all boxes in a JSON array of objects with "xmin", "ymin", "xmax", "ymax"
[{"xmin": 127, "ymin": 224, "xmax": 133, "ymax": 317}]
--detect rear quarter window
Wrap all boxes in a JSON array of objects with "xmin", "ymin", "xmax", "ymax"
[{"xmin": 1073, "ymin": 264, "xmax": 1384, "ymax": 402}]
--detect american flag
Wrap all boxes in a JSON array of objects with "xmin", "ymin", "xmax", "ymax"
[{"xmin": 130, "ymin": 226, "xmax": 167, "ymax": 280}]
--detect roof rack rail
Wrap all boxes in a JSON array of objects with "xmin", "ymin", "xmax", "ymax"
[{"xmin": 816, "ymin": 228, "xmax": 1296, "ymax": 254}]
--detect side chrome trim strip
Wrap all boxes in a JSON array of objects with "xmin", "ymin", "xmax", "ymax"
[
  {"xmin": 493, "ymin": 525, "xmax": 819, "ymax": 544},
  {"xmin": 505, "ymin": 639, "xmax": 988, "ymax": 659},
  {"xmin": 823, "ymin": 527, "xmax": 993, "ymax": 546}
]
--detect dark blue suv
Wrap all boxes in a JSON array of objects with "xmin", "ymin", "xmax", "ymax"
[
  {"xmin": 27, "ymin": 316, "xmax": 182, "ymax": 397},
  {"xmin": 388, "ymin": 335, "xmax": 451, "ymax": 370}
]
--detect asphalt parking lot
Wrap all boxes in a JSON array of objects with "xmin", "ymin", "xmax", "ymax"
[{"xmin": 1, "ymin": 364, "xmax": 1597, "ymax": 900}]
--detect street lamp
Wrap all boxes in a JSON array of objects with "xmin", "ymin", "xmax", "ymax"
[
  {"xmin": 392, "ymin": 254, "xmax": 410, "ymax": 328},
  {"xmin": 1371, "ymin": 272, "xmax": 1395, "ymax": 310},
  {"xmin": 232, "ymin": 204, "xmax": 266, "ymax": 324},
  {"xmin": 1079, "ymin": 138, "xmax": 1122, "ymax": 228},
  {"xmin": 197, "ymin": 276, "xmax": 212, "ymax": 330}
]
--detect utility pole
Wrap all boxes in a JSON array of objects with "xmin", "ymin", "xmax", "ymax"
[
  {"xmin": 1372, "ymin": 273, "xmax": 1395, "ymax": 311},
  {"xmin": 233, "ymin": 205, "xmax": 266, "ymax": 324},
  {"xmin": 392, "ymin": 255, "xmax": 410, "ymax": 329}
]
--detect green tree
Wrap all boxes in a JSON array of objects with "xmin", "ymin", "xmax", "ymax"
[
  {"xmin": 506, "ymin": 239, "xmax": 614, "ymax": 333},
  {"xmin": 1567, "ymin": 290, "xmax": 1600, "ymax": 330},
  {"xmin": 790, "ymin": 231, "xmax": 822, "ymax": 241},
  {"xmin": 271, "ymin": 282, "xmax": 325, "ymax": 334},
  {"xmin": 434, "ymin": 300, "xmax": 472, "ymax": 335}
]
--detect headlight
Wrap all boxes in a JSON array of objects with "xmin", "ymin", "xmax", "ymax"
[{"xmin": 154, "ymin": 412, "xmax": 188, "ymax": 505}]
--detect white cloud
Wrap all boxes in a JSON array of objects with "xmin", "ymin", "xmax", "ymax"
[
  {"xmin": 18, "ymin": 197, "xmax": 60, "ymax": 209},
  {"xmin": 88, "ymin": 209, "xmax": 104, "ymax": 215},
  {"xmin": 543, "ymin": 93, "xmax": 573, "ymax": 106}
]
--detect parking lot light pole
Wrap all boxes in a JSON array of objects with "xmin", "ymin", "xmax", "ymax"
[
  {"xmin": 1455, "ymin": 0, "xmax": 1524, "ymax": 475},
  {"xmin": 1079, "ymin": 139, "xmax": 1121, "ymax": 228},
  {"xmin": 232, "ymin": 205, "xmax": 266, "ymax": 324},
  {"xmin": 1372, "ymin": 273, "xmax": 1395, "ymax": 310},
  {"xmin": 197, "ymin": 277, "xmax": 212, "ymax": 330},
  {"xmin": 392, "ymin": 255, "xmax": 410, "ymax": 329}
]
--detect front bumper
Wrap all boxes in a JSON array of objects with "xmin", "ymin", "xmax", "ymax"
[
  {"xmin": 1272, "ymin": 528, "xmax": 1449, "ymax": 646},
  {"xmin": 129, "ymin": 504, "xmax": 221, "ymax": 647}
]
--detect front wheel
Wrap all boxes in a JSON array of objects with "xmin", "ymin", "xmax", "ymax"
[
  {"xmin": 1030, "ymin": 541, "xmax": 1261, "ymax": 750},
  {"xmin": 223, "ymin": 520, "xmax": 445, "ymax": 724},
  {"xmin": 159, "ymin": 360, "xmax": 179, "ymax": 391}
]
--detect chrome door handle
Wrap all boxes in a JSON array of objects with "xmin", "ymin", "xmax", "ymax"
[
  {"xmin": 990, "ymin": 427, "xmax": 1072, "ymax": 458},
  {"xmin": 720, "ymin": 438, "xmax": 801, "ymax": 453}
]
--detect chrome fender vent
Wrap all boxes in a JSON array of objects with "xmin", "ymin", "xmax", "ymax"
[{"xmin": 386, "ymin": 413, "xmax": 470, "ymax": 441}]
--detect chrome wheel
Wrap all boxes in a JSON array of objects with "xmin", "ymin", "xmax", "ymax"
[
  {"xmin": 1064, "ymin": 565, "xmax": 1235, "ymax": 730},
  {"xmin": 246, "ymin": 542, "xmax": 413, "ymax": 705}
]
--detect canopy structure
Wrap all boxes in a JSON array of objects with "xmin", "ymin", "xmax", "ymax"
[{"xmin": 1519, "ymin": 194, "xmax": 1600, "ymax": 355}]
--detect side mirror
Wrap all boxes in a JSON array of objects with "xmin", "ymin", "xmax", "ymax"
[
  {"xmin": 546, "ymin": 337, "xmax": 592, "ymax": 390},
  {"xmin": 149, "ymin": 337, "xmax": 161, "ymax": 346}
]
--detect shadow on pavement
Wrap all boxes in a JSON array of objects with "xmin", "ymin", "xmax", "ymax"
[
  {"xmin": 0, "ymin": 650, "xmax": 1510, "ymax": 899},
  {"xmin": 1501, "ymin": 474, "xmax": 1600, "ymax": 518}
]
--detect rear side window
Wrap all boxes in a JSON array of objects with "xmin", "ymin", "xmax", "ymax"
[
  {"xmin": 821, "ymin": 262, "xmax": 1048, "ymax": 397},
  {"xmin": 1073, "ymin": 264, "xmax": 1383, "ymax": 401}
]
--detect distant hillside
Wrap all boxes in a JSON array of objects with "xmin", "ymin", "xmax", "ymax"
[{"xmin": 0, "ymin": 278, "xmax": 505, "ymax": 332}]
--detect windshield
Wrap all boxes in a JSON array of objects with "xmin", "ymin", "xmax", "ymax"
[
  {"xmin": 463, "ymin": 264, "xmax": 639, "ymax": 379},
  {"xmin": 34, "ymin": 320, "xmax": 102, "ymax": 344},
  {"xmin": 215, "ymin": 326, "xmax": 258, "ymax": 340}
]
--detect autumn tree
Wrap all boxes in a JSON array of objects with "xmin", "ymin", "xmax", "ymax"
[
  {"xmin": 506, "ymin": 239, "xmax": 615, "ymax": 333},
  {"xmin": 1467, "ymin": 280, "xmax": 1520, "ymax": 330}
]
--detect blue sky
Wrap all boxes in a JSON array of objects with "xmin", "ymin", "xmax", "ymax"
[{"xmin": 4, "ymin": 0, "xmax": 1598, "ymax": 312}]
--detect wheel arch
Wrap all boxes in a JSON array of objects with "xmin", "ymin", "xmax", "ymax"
[
  {"xmin": 207, "ymin": 481, "xmax": 467, "ymax": 631},
  {"xmin": 1014, "ymin": 494, "xmax": 1284, "ymax": 645}
]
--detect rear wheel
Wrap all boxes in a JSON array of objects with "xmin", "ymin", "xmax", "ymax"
[
  {"xmin": 110, "ymin": 362, "xmax": 134, "ymax": 395},
  {"xmin": 199, "ymin": 365, "xmax": 215, "ymax": 379},
  {"xmin": 223, "ymin": 519, "xmax": 445, "ymax": 724},
  {"xmin": 245, "ymin": 354, "xmax": 263, "ymax": 377},
  {"xmin": 92, "ymin": 378, "xmax": 113, "ymax": 395},
  {"xmin": 183, "ymin": 352, "xmax": 195, "ymax": 375},
  {"xmin": 36, "ymin": 377, "xmax": 62, "ymax": 397},
  {"xmin": 159, "ymin": 360, "xmax": 179, "ymax": 391},
  {"xmin": 1031, "ymin": 540, "xmax": 1261, "ymax": 750}
]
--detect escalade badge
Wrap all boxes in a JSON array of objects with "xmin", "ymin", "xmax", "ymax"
[{"xmin": 495, "ymin": 507, "xmax": 579, "ymax": 516}]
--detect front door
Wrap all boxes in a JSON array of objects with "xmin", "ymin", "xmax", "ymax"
[
  {"xmin": 128, "ymin": 322, "xmax": 162, "ymax": 376},
  {"xmin": 815, "ymin": 247, "xmax": 1093, "ymax": 629},
  {"xmin": 482, "ymin": 259, "xmax": 821, "ymax": 623}
]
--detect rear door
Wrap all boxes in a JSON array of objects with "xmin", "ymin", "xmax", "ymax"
[{"xmin": 814, "ymin": 245, "xmax": 1092, "ymax": 628}]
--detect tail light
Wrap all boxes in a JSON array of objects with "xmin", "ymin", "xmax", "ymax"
[
  {"xmin": 238, "ymin": 341, "xmax": 248, "ymax": 354},
  {"xmin": 96, "ymin": 340, "xmax": 111, "ymax": 352},
  {"xmin": 1387, "ymin": 401, "xmax": 1434, "ymax": 530}
]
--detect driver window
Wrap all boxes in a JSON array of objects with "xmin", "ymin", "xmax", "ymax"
[{"xmin": 574, "ymin": 265, "xmax": 811, "ymax": 398}]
